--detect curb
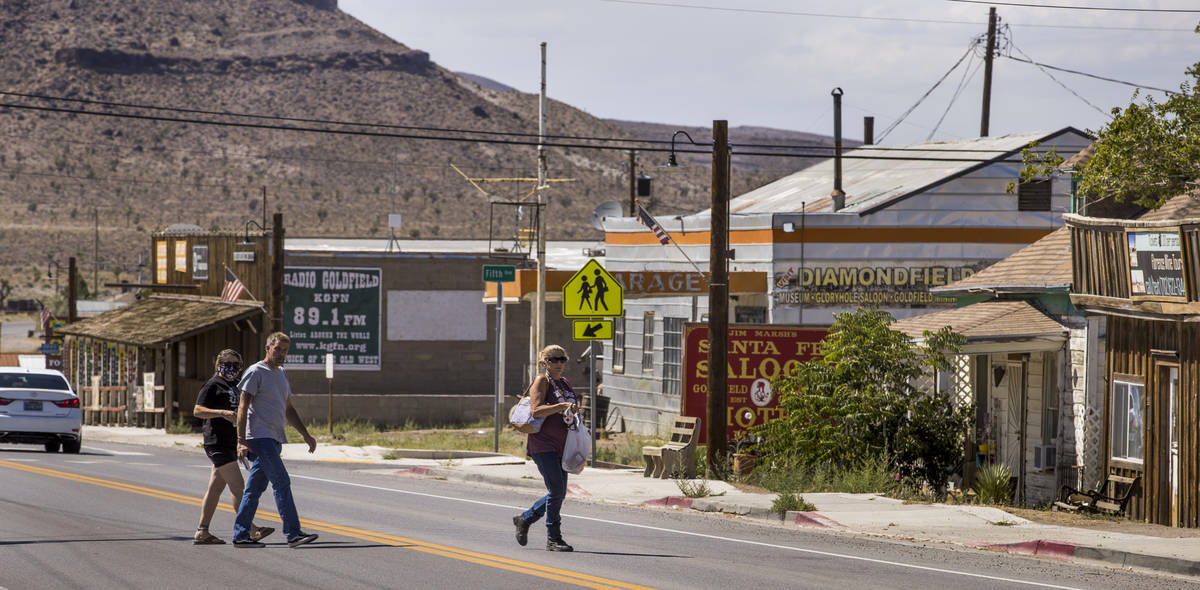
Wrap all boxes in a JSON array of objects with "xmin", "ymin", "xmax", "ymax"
[{"xmin": 976, "ymin": 540, "xmax": 1200, "ymax": 577}]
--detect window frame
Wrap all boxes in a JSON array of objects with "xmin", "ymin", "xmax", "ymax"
[
  {"xmin": 641, "ymin": 311, "xmax": 655, "ymax": 374},
  {"xmin": 611, "ymin": 315, "xmax": 625, "ymax": 374},
  {"xmin": 1109, "ymin": 374, "xmax": 1145, "ymax": 464},
  {"xmin": 662, "ymin": 317, "xmax": 684, "ymax": 396}
]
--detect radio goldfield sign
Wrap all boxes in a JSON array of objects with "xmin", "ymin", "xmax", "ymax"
[
  {"xmin": 682, "ymin": 323, "xmax": 827, "ymax": 444},
  {"xmin": 283, "ymin": 267, "xmax": 381, "ymax": 370}
]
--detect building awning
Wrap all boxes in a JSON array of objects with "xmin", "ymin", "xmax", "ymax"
[
  {"xmin": 56, "ymin": 296, "xmax": 263, "ymax": 348},
  {"xmin": 892, "ymin": 300, "xmax": 1067, "ymax": 352}
]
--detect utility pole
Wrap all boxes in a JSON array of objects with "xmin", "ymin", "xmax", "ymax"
[
  {"xmin": 707, "ymin": 120, "xmax": 730, "ymax": 477},
  {"xmin": 68, "ymin": 257, "xmax": 78, "ymax": 323},
  {"xmin": 533, "ymin": 41, "xmax": 548, "ymax": 374},
  {"xmin": 980, "ymin": 6, "xmax": 997, "ymax": 137},
  {"xmin": 628, "ymin": 150, "xmax": 637, "ymax": 216},
  {"xmin": 93, "ymin": 209, "xmax": 99, "ymax": 297}
]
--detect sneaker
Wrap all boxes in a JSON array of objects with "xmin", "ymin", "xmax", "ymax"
[
  {"xmin": 512, "ymin": 516, "xmax": 529, "ymax": 547},
  {"xmin": 250, "ymin": 526, "xmax": 276, "ymax": 542},
  {"xmin": 546, "ymin": 538, "xmax": 573, "ymax": 552},
  {"xmin": 232, "ymin": 538, "xmax": 265, "ymax": 548},
  {"xmin": 287, "ymin": 533, "xmax": 319, "ymax": 548}
]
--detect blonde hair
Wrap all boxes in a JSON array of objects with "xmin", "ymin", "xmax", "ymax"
[
  {"xmin": 266, "ymin": 332, "xmax": 290, "ymax": 347},
  {"xmin": 538, "ymin": 344, "xmax": 567, "ymax": 365}
]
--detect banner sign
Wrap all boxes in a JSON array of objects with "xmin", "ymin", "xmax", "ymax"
[
  {"xmin": 772, "ymin": 263, "xmax": 990, "ymax": 307},
  {"xmin": 283, "ymin": 266, "xmax": 382, "ymax": 370},
  {"xmin": 682, "ymin": 323, "xmax": 827, "ymax": 445},
  {"xmin": 1127, "ymin": 230, "xmax": 1185, "ymax": 300}
]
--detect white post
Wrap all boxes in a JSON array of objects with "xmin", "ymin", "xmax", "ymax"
[
  {"xmin": 534, "ymin": 41, "xmax": 548, "ymax": 378},
  {"xmin": 494, "ymin": 282, "xmax": 506, "ymax": 453}
]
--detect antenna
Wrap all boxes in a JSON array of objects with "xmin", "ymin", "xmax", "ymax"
[{"xmin": 591, "ymin": 201, "xmax": 624, "ymax": 231}]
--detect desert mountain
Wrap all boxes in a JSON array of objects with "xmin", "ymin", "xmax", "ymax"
[{"xmin": 0, "ymin": 0, "xmax": 829, "ymax": 301}]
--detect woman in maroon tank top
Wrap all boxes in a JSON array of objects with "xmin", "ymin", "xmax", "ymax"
[{"xmin": 512, "ymin": 345, "xmax": 579, "ymax": 552}]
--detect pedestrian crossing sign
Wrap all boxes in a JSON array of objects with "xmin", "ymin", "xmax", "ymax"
[{"xmin": 562, "ymin": 259, "xmax": 623, "ymax": 317}]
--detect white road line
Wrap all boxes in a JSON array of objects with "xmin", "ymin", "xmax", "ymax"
[
  {"xmin": 291, "ymin": 474, "xmax": 1085, "ymax": 590},
  {"xmin": 64, "ymin": 460, "xmax": 113, "ymax": 464},
  {"xmin": 82, "ymin": 446, "xmax": 151, "ymax": 456}
]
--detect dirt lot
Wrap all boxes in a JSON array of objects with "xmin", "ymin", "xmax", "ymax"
[{"xmin": 1003, "ymin": 506, "xmax": 1200, "ymax": 538}]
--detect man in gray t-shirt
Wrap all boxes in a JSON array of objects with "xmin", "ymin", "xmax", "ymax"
[{"xmin": 231, "ymin": 332, "xmax": 320, "ymax": 548}]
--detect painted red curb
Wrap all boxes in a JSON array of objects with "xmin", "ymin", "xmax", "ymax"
[
  {"xmin": 643, "ymin": 496, "xmax": 694, "ymax": 509},
  {"xmin": 395, "ymin": 466, "xmax": 431, "ymax": 476},
  {"xmin": 793, "ymin": 512, "xmax": 843, "ymax": 529},
  {"xmin": 975, "ymin": 540, "xmax": 1079, "ymax": 561}
]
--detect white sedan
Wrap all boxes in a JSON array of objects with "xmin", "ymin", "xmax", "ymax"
[{"xmin": 0, "ymin": 368, "xmax": 83, "ymax": 453}]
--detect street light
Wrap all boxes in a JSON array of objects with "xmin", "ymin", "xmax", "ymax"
[
  {"xmin": 662, "ymin": 130, "xmax": 698, "ymax": 168},
  {"xmin": 663, "ymin": 124, "xmax": 730, "ymax": 477}
]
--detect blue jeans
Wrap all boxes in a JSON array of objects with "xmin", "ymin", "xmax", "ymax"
[
  {"xmin": 522, "ymin": 451, "xmax": 568, "ymax": 540},
  {"xmin": 233, "ymin": 438, "xmax": 303, "ymax": 541}
]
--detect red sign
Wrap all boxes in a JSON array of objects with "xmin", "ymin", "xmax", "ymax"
[{"xmin": 682, "ymin": 323, "xmax": 827, "ymax": 445}]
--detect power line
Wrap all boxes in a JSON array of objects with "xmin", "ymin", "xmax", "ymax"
[
  {"xmin": 0, "ymin": 100, "xmax": 1065, "ymax": 162},
  {"xmin": 1003, "ymin": 55, "xmax": 1180, "ymax": 95},
  {"xmin": 1010, "ymin": 42, "xmax": 1111, "ymax": 119},
  {"xmin": 947, "ymin": 0, "xmax": 1200, "ymax": 13},
  {"xmin": 599, "ymin": 0, "xmax": 1196, "ymax": 31},
  {"xmin": 877, "ymin": 45, "xmax": 975, "ymax": 143},
  {"xmin": 3, "ymin": 90, "xmax": 1032, "ymax": 154}
]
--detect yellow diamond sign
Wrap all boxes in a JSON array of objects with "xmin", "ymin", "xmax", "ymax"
[{"xmin": 562, "ymin": 259, "xmax": 623, "ymax": 317}]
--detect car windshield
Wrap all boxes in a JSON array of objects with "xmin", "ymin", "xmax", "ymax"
[{"xmin": 0, "ymin": 373, "xmax": 71, "ymax": 391}]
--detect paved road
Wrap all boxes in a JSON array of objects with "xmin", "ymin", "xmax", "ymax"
[{"xmin": 0, "ymin": 442, "xmax": 1194, "ymax": 590}]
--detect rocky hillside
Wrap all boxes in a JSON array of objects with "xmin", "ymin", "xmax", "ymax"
[{"xmin": 0, "ymin": 0, "xmax": 827, "ymax": 302}]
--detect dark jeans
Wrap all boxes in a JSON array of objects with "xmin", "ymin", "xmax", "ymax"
[{"xmin": 522, "ymin": 451, "xmax": 568, "ymax": 540}]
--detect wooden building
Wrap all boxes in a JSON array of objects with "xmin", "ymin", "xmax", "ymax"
[{"xmin": 1067, "ymin": 202, "xmax": 1200, "ymax": 527}]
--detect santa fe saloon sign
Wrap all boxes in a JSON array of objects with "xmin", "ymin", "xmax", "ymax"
[
  {"xmin": 283, "ymin": 267, "xmax": 381, "ymax": 370},
  {"xmin": 682, "ymin": 323, "xmax": 827, "ymax": 445}
]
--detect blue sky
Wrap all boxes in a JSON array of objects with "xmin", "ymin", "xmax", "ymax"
[{"xmin": 341, "ymin": 0, "xmax": 1199, "ymax": 146}]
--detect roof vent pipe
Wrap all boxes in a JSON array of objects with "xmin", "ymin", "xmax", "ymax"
[
  {"xmin": 863, "ymin": 116, "xmax": 874, "ymax": 146},
  {"xmin": 831, "ymin": 88, "xmax": 845, "ymax": 211}
]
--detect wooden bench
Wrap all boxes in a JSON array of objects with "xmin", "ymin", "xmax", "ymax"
[
  {"xmin": 1053, "ymin": 474, "xmax": 1140, "ymax": 517},
  {"xmin": 642, "ymin": 416, "xmax": 700, "ymax": 479}
]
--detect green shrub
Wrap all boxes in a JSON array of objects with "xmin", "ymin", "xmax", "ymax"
[
  {"xmin": 753, "ymin": 308, "xmax": 971, "ymax": 491},
  {"xmin": 975, "ymin": 463, "xmax": 1013, "ymax": 505},
  {"xmin": 675, "ymin": 478, "xmax": 712, "ymax": 498},
  {"xmin": 772, "ymin": 491, "xmax": 815, "ymax": 513},
  {"xmin": 167, "ymin": 417, "xmax": 195, "ymax": 435}
]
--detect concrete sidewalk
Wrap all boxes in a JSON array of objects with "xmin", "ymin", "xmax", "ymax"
[{"xmin": 82, "ymin": 426, "xmax": 1200, "ymax": 580}]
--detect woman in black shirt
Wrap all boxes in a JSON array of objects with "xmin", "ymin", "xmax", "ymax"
[{"xmin": 192, "ymin": 349, "xmax": 273, "ymax": 544}]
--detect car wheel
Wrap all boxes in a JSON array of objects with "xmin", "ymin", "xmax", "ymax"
[
  {"xmin": 63, "ymin": 438, "xmax": 82, "ymax": 454},
  {"xmin": 44, "ymin": 440, "xmax": 62, "ymax": 453}
]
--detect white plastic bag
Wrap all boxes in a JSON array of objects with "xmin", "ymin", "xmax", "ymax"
[{"xmin": 561, "ymin": 417, "xmax": 590, "ymax": 474}]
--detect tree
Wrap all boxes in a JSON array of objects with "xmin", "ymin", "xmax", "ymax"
[
  {"xmin": 754, "ymin": 308, "xmax": 972, "ymax": 490},
  {"xmin": 1020, "ymin": 43, "xmax": 1200, "ymax": 208}
]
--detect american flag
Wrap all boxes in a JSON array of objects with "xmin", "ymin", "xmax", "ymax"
[
  {"xmin": 40, "ymin": 308, "xmax": 53, "ymax": 331},
  {"xmin": 221, "ymin": 268, "xmax": 247, "ymax": 302},
  {"xmin": 636, "ymin": 204, "xmax": 671, "ymax": 245}
]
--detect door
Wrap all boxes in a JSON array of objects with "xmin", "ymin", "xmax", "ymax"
[{"xmin": 1166, "ymin": 365, "xmax": 1180, "ymax": 527}]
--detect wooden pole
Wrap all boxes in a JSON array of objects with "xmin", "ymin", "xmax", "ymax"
[{"xmin": 707, "ymin": 120, "xmax": 730, "ymax": 477}]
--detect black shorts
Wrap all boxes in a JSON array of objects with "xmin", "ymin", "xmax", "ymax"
[{"xmin": 204, "ymin": 444, "xmax": 238, "ymax": 468}]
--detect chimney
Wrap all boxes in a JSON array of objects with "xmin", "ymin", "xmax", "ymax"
[
  {"xmin": 831, "ymin": 88, "xmax": 845, "ymax": 211},
  {"xmin": 863, "ymin": 116, "xmax": 874, "ymax": 146}
]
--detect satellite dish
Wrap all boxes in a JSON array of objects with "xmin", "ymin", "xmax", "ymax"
[{"xmin": 591, "ymin": 201, "xmax": 625, "ymax": 230}]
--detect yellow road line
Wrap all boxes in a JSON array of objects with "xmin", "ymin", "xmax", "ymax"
[{"xmin": 0, "ymin": 458, "xmax": 652, "ymax": 590}]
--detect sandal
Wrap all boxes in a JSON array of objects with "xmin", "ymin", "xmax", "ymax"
[
  {"xmin": 250, "ymin": 526, "xmax": 275, "ymax": 542},
  {"xmin": 193, "ymin": 531, "xmax": 226, "ymax": 545}
]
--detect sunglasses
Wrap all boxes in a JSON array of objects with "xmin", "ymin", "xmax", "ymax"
[{"xmin": 545, "ymin": 356, "xmax": 568, "ymax": 363}]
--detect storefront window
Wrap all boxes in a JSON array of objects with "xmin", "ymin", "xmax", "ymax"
[{"xmin": 1110, "ymin": 379, "xmax": 1144, "ymax": 462}]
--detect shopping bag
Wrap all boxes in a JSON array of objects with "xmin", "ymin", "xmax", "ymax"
[
  {"xmin": 509, "ymin": 395, "xmax": 544, "ymax": 434},
  {"xmin": 561, "ymin": 417, "xmax": 590, "ymax": 474}
]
